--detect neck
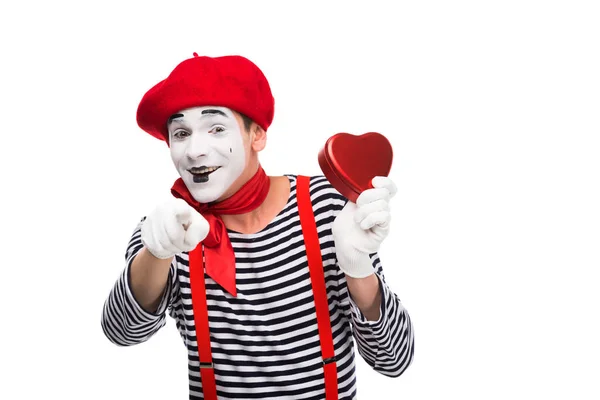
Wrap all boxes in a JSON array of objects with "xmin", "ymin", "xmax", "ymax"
[{"xmin": 221, "ymin": 175, "xmax": 290, "ymax": 234}]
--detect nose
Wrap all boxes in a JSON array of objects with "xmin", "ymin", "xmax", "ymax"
[{"xmin": 186, "ymin": 132, "xmax": 211, "ymax": 160}]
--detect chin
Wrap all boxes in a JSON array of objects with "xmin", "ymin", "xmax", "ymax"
[
  {"xmin": 182, "ymin": 177, "xmax": 224, "ymax": 204},
  {"xmin": 181, "ymin": 166, "xmax": 240, "ymax": 204},
  {"xmin": 189, "ymin": 185, "xmax": 223, "ymax": 204}
]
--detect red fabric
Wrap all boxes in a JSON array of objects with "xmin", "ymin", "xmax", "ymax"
[
  {"xmin": 188, "ymin": 246, "xmax": 217, "ymax": 400},
  {"xmin": 296, "ymin": 176, "xmax": 338, "ymax": 400},
  {"xmin": 171, "ymin": 166, "xmax": 271, "ymax": 297},
  {"xmin": 136, "ymin": 53, "xmax": 275, "ymax": 143}
]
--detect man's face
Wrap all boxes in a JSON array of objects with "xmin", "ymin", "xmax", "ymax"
[{"xmin": 167, "ymin": 106, "xmax": 246, "ymax": 203}]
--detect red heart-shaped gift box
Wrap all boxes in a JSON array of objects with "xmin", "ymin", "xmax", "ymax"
[{"xmin": 318, "ymin": 132, "xmax": 393, "ymax": 203}]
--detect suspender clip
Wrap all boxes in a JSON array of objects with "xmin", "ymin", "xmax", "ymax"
[
  {"xmin": 199, "ymin": 362, "xmax": 214, "ymax": 369},
  {"xmin": 322, "ymin": 356, "xmax": 337, "ymax": 365}
]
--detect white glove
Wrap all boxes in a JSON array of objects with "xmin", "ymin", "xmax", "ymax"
[
  {"xmin": 140, "ymin": 198, "xmax": 210, "ymax": 259},
  {"xmin": 332, "ymin": 176, "xmax": 397, "ymax": 278}
]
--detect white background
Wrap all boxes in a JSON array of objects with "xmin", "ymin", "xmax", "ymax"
[{"xmin": 1, "ymin": 0, "xmax": 599, "ymax": 399}]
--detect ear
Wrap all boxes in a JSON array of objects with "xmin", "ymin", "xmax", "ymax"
[{"xmin": 251, "ymin": 125, "xmax": 267, "ymax": 152}]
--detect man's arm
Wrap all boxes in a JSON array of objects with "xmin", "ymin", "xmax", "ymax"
[
  {"xmin": 101, "ymin": 218, "xmax": 176, "ymax": 346},
  {"xmin": 130, "ymin": 247, "xmax": 173, "ymax": 313},
  {"xmin": 340, "ymin": 254, "xmax": 415, "ymax": 378},
  {"xmin": 101, "ymin": 198, "xmax": 209, "ymax": 346},
  {"xmin": 332, "ymin": 176, "xmax": 414, "ymax": 376}
]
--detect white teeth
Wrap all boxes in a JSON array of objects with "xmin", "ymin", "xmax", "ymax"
[{"xmin": 190, "ymin": 166, "xmax": 218, "ymax": 174}]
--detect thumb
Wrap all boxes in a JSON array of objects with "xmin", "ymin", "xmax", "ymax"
[
  {"xmin": 371, "ymin": 176, "xmax": 398, "ymax": 199},
  {"xmin": 184, "ymin": 211, "xmax": 210, "ymax": 248},
  {"xmin": 173, "ymin": 199, "xmax": 193, "ymax": 228}
]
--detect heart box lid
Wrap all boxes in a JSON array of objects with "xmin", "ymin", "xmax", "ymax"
[{"xmin": 318, "ymin": 132, "xmax": 393, "ymax": 203}]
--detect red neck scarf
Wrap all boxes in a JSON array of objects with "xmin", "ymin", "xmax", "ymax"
[{"xmin": 171, "ymin": 166, "xmax": 271, "ymax": 297}]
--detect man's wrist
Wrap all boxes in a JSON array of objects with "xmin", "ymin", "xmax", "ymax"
[
  {"xmin": 346, "ymin": 273, "xmax": 382, "ymax": 321},
  {"xmin": 337, "ymin": 250, "xmax": 374, "ymax": 278}
]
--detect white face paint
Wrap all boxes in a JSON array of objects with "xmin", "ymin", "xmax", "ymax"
[{"xmin": 168, "ymin": 106, "xmax": 246, "ymax": 203}]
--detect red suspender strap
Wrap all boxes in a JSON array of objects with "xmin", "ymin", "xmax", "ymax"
[
  {"xmin": 189, "ymin": 244, "xmax": 218, "ymax": 400},
  {"xmin": 296, "ymin": 175, "xmax": 339, "ymax": 400}
]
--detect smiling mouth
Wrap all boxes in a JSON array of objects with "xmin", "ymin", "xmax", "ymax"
[{"xmin": 188, "ymin": 166, "xmax": 221, "ymax": 183}]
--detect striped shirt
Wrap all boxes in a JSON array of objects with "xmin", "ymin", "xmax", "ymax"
[{"xmin": 101, "ymin": 175, "xmax": 414, "ymax": 399}]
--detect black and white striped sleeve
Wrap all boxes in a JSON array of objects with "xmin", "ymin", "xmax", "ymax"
[
  {"xmin": 341, "ymin": 254, "xmax": 415, "ymax": 377},
  {"xmin": 101, "ymin": 218, "xmax": 177, "ymax": 347}
]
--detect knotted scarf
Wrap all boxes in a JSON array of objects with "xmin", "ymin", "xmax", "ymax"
[{"xmin": 170, "ymin": 166, "xmax": 270, "ymax": 297}]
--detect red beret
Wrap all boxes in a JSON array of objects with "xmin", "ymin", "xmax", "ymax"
[{"xmin": 136, "ymin": 53, "xmax": 275, "ymax": 142}]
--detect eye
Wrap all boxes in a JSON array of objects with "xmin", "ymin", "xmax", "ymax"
[
  {"xmin": 211, "ymin": 125, "xmax": 226, "ymax": 134},
  {"xmin": 173, "ymin": 130, "xmax": 190, "ymax": 139}
]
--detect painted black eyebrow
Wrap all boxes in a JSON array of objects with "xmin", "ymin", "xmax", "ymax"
[
  {"xmin": 168, "ymin": 113, "xmax": 184, "ymax": 123},
  {"xmin": 201, "ymin": 109, "xmax": 228, "ymax": 117},
  {"xmin": 168, "ymin": 109, "xmax": 228, "ymax": 125}
]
